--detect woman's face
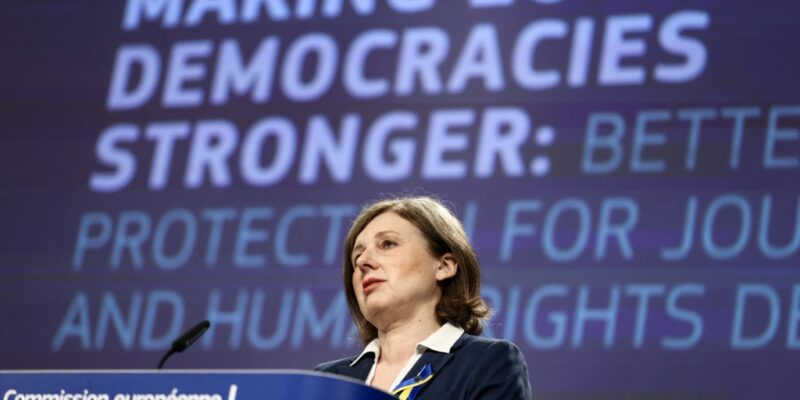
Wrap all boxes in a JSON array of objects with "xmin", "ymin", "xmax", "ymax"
[{"xmin": 350, "ymin": 212, "xmax": 455, "ymax": 328}]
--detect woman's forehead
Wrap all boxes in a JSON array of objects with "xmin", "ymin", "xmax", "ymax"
[{"xmin": 355, "ymin": 212, "xmax": 418, "ymax": 241}]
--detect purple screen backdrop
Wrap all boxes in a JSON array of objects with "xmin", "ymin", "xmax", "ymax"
[{"xmin": 1, "ymin": 1, "xmax": 799, "ymax": 399}]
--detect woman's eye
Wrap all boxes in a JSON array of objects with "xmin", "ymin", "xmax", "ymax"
[{"xmin": 381, "ymin": 240, "xmax": 396, "ymax": 249}]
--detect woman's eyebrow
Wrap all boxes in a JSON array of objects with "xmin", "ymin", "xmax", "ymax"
[
  {"xmin": 352, "ymin": 230, "xmax": 402, "ymax": 256},
  {"xmin": 353, "ymin": 230, "xmax": 400, "ymax": 256}
]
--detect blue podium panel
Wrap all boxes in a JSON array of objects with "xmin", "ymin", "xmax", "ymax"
[{"xmin": 0, "ymin": 371, "xmax": 394, "ymax": 400}]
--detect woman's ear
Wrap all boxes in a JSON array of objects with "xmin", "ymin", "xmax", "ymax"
[{"xmin": 435, "ymin": 253, "xmax": 458, "ymax": 281}]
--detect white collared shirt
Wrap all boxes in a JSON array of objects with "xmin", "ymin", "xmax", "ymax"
[{"xmin": 349, "ymin": 322, "xmax": 465, "ymax": 391}]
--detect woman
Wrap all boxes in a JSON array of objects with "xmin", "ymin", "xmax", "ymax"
[{"xmin": 315, "ymin": 196, "xmax": 532, "ymax": 400}]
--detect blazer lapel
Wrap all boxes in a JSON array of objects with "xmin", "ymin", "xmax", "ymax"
[
  {"xmin": 338, "ymin": 353, "xmax": 375, "ymax": 381},
  {"xmin": 393, "ymin": 335, "xmax": 466, "ymax": 395},
  {"xmin": 408, "ymin": 350, "xmax": 456, "ymax": 382}
]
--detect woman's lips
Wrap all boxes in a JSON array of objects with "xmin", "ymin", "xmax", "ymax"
[{"xmin": 363, "ymin": 278, "xmax": 385, "ymax": 295}]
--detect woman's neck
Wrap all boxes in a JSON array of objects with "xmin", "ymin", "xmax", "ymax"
[{"xmin": 376, "ymin": 312, "xmax": 441, "ymax": 366}]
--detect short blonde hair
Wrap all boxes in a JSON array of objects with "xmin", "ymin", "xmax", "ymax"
[{"xmin": 342, "ymin": 196, "xmax": 491, "ymax": 344}]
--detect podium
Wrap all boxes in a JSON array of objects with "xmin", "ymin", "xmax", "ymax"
[{"xmin": 0, "ymin": 371, "xmax": 395, "ymax": 400}]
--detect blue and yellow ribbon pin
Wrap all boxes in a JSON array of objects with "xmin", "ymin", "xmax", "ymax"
[{"xmin": 391, "ymin": 363, "xmax": 434, "ymax": 400}]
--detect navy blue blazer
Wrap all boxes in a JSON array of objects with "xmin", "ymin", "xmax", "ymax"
[{"xmin": 314, "ymin": 334, "xmax": 532, "ymax": 400}]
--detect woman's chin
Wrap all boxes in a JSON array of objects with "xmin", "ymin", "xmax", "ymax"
[{"xmin": 363, "ymin": 296, "xmax": 393, "ymax": 321}]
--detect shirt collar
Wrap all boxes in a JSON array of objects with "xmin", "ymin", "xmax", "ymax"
[
  {"xmin": 350, "ymin": 338, "xmax": 381, "ymax": 366},
  {"xmin": 349, "ymin": 322, "xmax": 464, "ymax": 367},
  {"xmin": 418, "ymin": 322, "xmax": 464, "ymax": 353}
]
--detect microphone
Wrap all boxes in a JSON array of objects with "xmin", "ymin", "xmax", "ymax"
[{"xmin": 157, "ymin": 320, "xmax": 211, "ymax": 370}]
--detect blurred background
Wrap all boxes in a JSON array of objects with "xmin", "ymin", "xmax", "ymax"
[{"xmin": 1, "ymin": 0, "xmax": 798, "ymax": 398}]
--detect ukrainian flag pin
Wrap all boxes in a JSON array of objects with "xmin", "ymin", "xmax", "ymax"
[{"xmin": 391, "ymin": 363, "xmax": 434, "ymax": 400}]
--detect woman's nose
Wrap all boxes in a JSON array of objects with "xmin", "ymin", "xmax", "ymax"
[{"xmin": 356, "ymin": 247, "xmax": 377, "ymax": 271}]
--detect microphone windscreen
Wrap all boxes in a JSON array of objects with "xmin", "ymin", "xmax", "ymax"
[{"xmin": 171, "ymin": 320, "xmax": 211, "ymax": 352}]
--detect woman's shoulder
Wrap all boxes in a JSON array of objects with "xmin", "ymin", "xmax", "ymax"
[
  {"xmin": 454, "ymin": 334, "xmax": 532, "ymax": 399},
  {"xmin": 453, "ymin": 334, "xmax": 528, "ymax": 370},
  {"xmin": 458, "ymin": 334, "xmax": 525, "ymax": 355}
]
